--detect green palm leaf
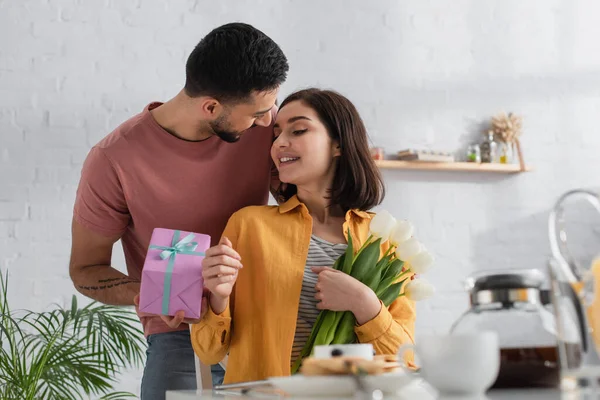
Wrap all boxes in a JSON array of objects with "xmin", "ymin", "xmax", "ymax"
[{"xmin": 99, "ymin": 392, "xmax": 139, "ymax": 399}]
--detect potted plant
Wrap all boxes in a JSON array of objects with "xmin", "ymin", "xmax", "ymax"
[{"xmin": 0, "ymin": 272, "xmax": 145, "ymax": 399}]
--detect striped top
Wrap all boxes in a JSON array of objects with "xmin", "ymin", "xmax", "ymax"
[{"xmin": 290, "ymin": 235, "xmax": 347, "ymax": 368}]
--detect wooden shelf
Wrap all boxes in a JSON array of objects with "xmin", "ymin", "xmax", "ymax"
[{"xmin": 375, "ymin": 160, "xmax": 531, "ymax": 173}]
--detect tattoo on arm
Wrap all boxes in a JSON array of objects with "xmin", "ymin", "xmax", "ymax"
[
  {"xmin": 77, "ymin": 278, "xmax": 140, "ymax": 291},
  {"xmin": 97, "ymin": 277, "xmax": 128, "ymax": 283}
]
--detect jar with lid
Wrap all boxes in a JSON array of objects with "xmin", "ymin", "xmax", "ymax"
[{"xmin": 450, "ymin": 269, "xmax": 582, "ymax": 389}]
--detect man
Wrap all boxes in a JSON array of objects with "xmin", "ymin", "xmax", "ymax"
[{"xmin": 69, "ymin": 22, "xmax": 288, "ymax": 400}]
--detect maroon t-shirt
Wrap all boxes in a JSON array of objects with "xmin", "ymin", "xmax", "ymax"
[{"xmin": 73, "ymin": 102, "xmax": 275, "ymax": 336}]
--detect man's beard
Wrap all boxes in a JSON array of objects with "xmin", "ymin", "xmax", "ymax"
[{"xmin": 209, "ymin": 116, "xmax": 243, "ymax": 143}]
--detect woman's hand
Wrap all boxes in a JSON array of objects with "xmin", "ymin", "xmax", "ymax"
[
  {"xmin": 202, "ymin": 236, "xmax": 243, "ymax": 314},
  {"xmin": 312, "ymin": 267, "xmax": 382, "ymax": 325}
]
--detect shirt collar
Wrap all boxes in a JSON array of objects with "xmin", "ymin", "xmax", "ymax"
[
  {"xmin": 278, "ymin": 195, "xmax": 371, "ymax": 221},
  {"xmin": 278, "ymin": 195, "xmax": 303, "ymax": 214}
]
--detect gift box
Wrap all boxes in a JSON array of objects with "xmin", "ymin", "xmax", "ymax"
[{"xmin": 139, "ymin": 228, "xmax": 210, "ymax": 319}]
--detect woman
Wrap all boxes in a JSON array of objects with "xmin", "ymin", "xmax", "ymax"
[{"xmin": 191, "ymin": 88, "xmax": 415, "ymax": 384}]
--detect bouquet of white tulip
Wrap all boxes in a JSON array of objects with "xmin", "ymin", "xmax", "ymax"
[{"xmin": 291, "ymin": 210, "xmax": 435, "ymax": 373}]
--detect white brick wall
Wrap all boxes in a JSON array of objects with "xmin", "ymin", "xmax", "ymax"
[{"xmin": 3, "ymin": 0, "xmax": 600, "ymax": 396}]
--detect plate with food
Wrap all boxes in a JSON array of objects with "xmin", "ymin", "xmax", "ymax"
[{"xmin": 268, "ymin": 355, "xmax": 420, "ymax": 397}]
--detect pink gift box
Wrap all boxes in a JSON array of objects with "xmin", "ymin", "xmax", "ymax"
[{"xmin": 139, "ymin": 228, "xmax": 210, "ymax": 319}]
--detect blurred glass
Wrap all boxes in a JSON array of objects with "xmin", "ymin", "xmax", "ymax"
[{"xmin": 548, "ymin": 189, "xmax": 600, "ymax": 392}]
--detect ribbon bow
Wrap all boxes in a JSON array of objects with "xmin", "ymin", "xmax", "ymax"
[{"xmin": 149, "ymin": 230, "xmax": 205, "ymax": 315}]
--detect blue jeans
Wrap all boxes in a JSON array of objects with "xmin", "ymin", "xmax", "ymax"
[{"xmin": 140, "ymin": 330, "xmax": 226, "ymax": 400}]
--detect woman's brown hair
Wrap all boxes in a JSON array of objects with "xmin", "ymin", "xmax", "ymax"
[{"xmin": 275, "ymin": 88, "xmax": 385, "ymax": 212}]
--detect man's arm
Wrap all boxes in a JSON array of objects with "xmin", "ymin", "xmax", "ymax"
[{"xmin": 69, "ymin": 219, "xmax": 139, "ymax": 306}]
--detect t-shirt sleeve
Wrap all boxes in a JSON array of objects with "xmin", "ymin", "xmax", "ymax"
[{"xmin": 73, "ymin": 146, "xmax": 130, "ymax": 237}]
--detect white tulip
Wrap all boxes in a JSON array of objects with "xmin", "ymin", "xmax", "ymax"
[
  {"xmin": 409, "ymin": 250, "xmax": 435, "ymax": 274},
  {"xmin": 390, "ymin": 220, "xmax": 414, "ymax": 246},
  {"xmin": 395, "ymin": 238, "xmax": 422, "ymax": 261},
  {"xmin": 369, "ymin": 210, "xmax": 397, "ymax": 242},
  {"xmin": 405, "ymin": 279, "xmax": 435, "ymax": 301}
]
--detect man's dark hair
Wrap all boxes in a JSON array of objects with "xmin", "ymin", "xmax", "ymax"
[
  {"xmin": 184, "ymin": 23, "xmax": 289, "ymax": 103},
  {"xmin": 275, "ymin": 88, "xmax": 385, "ymax": 212}
]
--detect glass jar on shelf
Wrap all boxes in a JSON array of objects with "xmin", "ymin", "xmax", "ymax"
[
  {"xmin": 466, "ymin": 144, "xmax": 481, "ymax": 163},
  {"xmin": 370, "ymin": 147, "xmax": 384, "ymax": 161},
  {"xmin": 480, "ymin": 131, "xmax": 498, "ymax": 163},
  {"xmin": 499, "ymin": 142, "xmax": 514, "ymax": 164}
]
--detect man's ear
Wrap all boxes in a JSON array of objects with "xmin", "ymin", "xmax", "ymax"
[{"xmin": 199, "ymin": 97, "xmax": 222, "ymax": 118}]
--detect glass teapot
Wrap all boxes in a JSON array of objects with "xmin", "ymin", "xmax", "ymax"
[{"xmin": 450, "ymin": 268, "xmax": 581, "ymax": 389}]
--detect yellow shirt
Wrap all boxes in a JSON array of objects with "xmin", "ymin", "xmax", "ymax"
[{"xmin": 190, "ymin": 196, "xmax": 416, "ymax": 384}]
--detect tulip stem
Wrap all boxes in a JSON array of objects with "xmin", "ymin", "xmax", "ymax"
[
  {"xmin": 360, "ymin": 234, "xmax": 374, "ymax": 253},
  {"xmin": 396, "ymin": 269, "xmax": 411, "ymax": 281},
  {"xmin": 382, "ymin": 246, "xmax": 393, "ymax": 259}
]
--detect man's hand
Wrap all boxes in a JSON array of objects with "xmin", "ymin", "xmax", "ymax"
[{"xmin": 133, "ymin": 294, "xmax": 208, "ymax": 329}]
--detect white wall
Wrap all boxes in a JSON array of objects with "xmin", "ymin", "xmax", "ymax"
[{"xmin": 2, "ymin": 0, "xmax": 600, "ymax": 396}]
